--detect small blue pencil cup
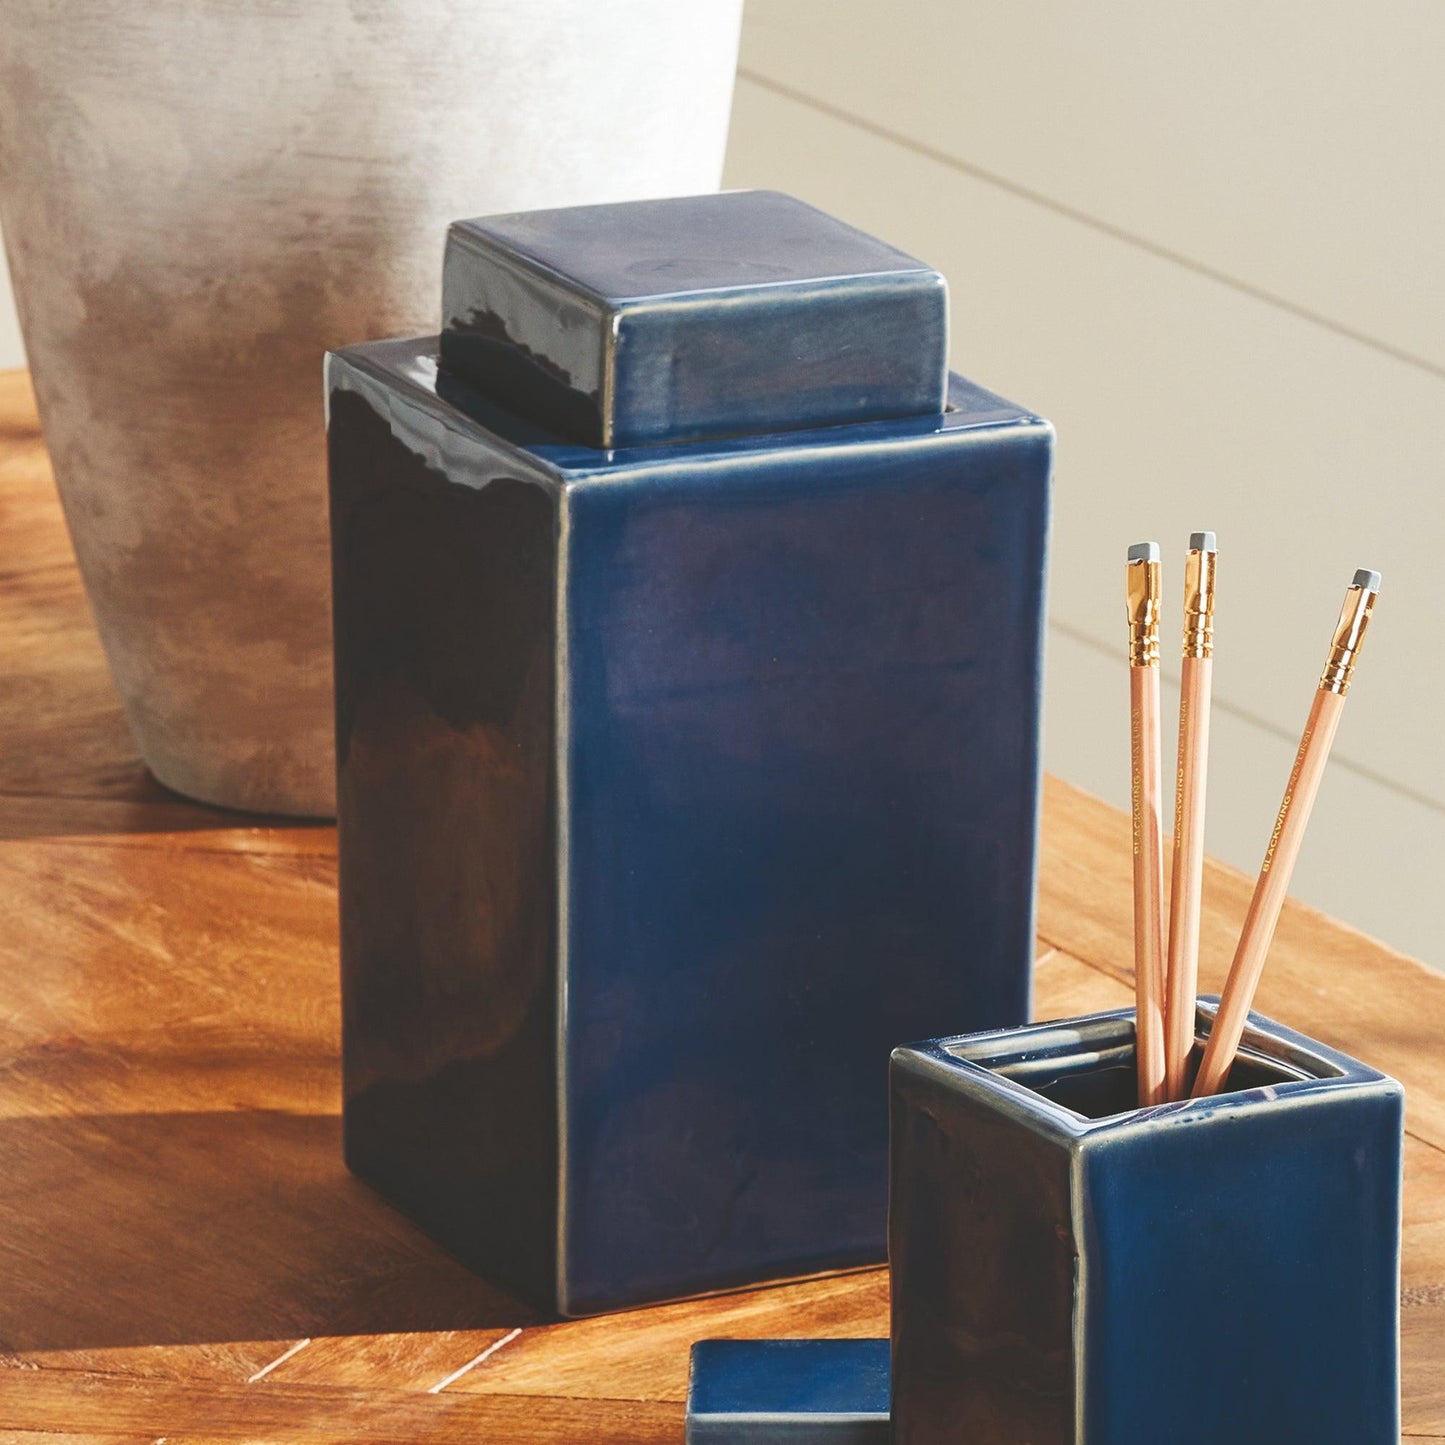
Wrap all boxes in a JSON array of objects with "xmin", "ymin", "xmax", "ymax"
[{"xmin": 889, "ymin": 1002, "xmax": 1404, "ymax": 1445}]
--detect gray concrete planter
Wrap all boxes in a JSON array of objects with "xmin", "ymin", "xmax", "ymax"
[{"xmin": 0, "ymin": 0, "xmax": 741, "ymax": 814}]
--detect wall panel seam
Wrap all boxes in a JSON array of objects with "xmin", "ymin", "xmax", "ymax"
[{"xmin": 735, "ymin": 68, "xmax": 1445, "ymax": 384}]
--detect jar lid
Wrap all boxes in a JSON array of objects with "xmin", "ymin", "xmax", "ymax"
[{"xmin": 440, "ymin": 190, "xmax": 948, "ymax": 448}]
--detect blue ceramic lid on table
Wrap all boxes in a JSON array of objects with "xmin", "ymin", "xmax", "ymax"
[
  {"xmin": 440, "ymin": 189, "xmax": 948, "ymax": 446},
  {"xmin": 686, "ymin": 1339, "xmax": 891, "ymax": 1444}
]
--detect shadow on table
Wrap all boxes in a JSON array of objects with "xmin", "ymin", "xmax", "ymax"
[
  {"xmin": 0, "ymin": 768, "xmax": 336, "ymax": 845},
  {"xmin": 0, "ymin": 1107, "xmax": 543, "ymax": 1351}
]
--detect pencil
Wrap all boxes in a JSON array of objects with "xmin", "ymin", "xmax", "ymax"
[
  {"xmin": 1127, "ymin": 541, "xmax": 1167, "ymax": 1107},
  {"xmin": 1165, "ymin": 533, "xmax": 1216, "ymax": 1101},
  {"xmin": 1192, "ymin": 568, "xmax": 1380, "ymax": 1097}
]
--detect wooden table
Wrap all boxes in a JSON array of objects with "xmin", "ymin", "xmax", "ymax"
[{"xmin": 0, "ymin": 367, "xmax": 1440, "ymax": 1442}]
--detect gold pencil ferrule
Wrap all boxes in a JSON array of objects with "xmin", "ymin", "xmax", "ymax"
[
  {"xmin": 1126, "ymin": 559, "xmax": 1162, "ymax": 667},
  {"xmin": 1319, "ymin": 583, "xmax": 1377, "ymax": 695},
  {"xmin": 1181, "ymin": 548, "xmax": 1216, "ymax": 659}
]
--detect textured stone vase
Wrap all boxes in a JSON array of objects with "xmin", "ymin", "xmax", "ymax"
[{"xmin": 0, "ymin": 0, "xmax": 742, "ymax": 814}]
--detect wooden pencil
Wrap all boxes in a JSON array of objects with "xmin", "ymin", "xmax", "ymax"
[
  {"xmin": 1165, "ymin": 533, "xmax": 1216, "ymax": 1101},
  {"xmin": 1127, "ymin": 542, "xmax": 1167, "ymax": 1106},
  {"xmin": 1193, "ymin": 569, "xmax": 1380, "ymax": 1097}
]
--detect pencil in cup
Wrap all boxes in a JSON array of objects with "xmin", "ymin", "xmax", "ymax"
[
  {"xmin": 1126, "ymin": 542, "xmax": 1167, "ymax": 1107},
  {"xmin": 1192, "ymin": 569, "xmax": 1380, "ymax": 1097},
  {"xmin": 1165, "ymin": 533, "xmax": 1216, "ymax": 1102}
]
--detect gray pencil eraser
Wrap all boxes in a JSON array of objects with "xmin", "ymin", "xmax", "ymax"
[
  {"xmin": 1190, "ymin": 531, "xmax": 1217, "ymax": 552},
  {"xmin": 1127, "ymin": 541, "xmax": 1160, "ymax": 563},
  {"xmin": 1353, "ymin": 568, "xmax": 1382, "ymax": 592}
]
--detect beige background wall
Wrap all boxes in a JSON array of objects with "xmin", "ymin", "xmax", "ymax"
[
  {"xmin": 2, "ymin": 1, "xmax": 1439, "ymax": 963},
  {"xmin": 726, "ymin": 1, "xmax": 1443, "ymax": 967}
]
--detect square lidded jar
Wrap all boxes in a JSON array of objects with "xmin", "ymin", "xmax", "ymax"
[{"xmin": 327, "ymin": 190, "xmax": 1053, "ymax": 1315}]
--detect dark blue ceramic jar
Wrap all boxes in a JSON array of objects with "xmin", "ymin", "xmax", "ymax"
[
  {"xmin": 327, "ymin": 191, "xmax": 1052, "ymax": 1316},
  {"xmin": 889, "ymin": 1002, "xmax": 1403, "ymax": 1444}
]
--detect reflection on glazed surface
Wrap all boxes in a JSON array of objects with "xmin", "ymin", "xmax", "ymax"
[
  {"xmin": 439, "ymin": 192, "xmax": 948, "ymax": 448},
  {"xmin": 560, "ymin": 412, "xmax": 1050, "ymax": 1311},
  {"xmin": 330, "ymin": 380, "xmax": 560, "ymax": 1304}
]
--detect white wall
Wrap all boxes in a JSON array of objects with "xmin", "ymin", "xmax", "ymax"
[{"xmin": 726, "ymin": 1, "xmax": 1444, "ymax": 966}]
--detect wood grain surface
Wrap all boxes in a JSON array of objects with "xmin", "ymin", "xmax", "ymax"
[{"xmin": 0, "ymin": 368, "xmax": 1440, "ymax": 1439}]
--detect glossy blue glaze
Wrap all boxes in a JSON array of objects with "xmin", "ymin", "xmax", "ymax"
[
  {"xmin": 329, "ymin": 334, "xmax": 1050, "ymax": 1314},
  {"xmin": 440, "ymin": 190, "xmax": 948, "ymax": 446},
  {"xmin": 686, "ymin": 1340, "xmax": 890, "ymax": 1444},
  {"xmin": 889, "ymin": 1002, "xmax": 1404, "ymax": 1444},
  {"xmin": 328, "ymin": 327, "xmax": 1050, "ymax": 1316}
]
